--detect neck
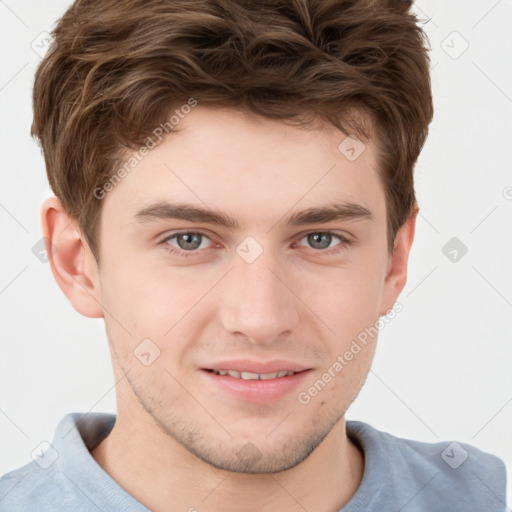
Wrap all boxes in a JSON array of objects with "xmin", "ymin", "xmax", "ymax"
[{"xmin": 91, "ymin": 407, "xmax": 364, "ymax": 512}]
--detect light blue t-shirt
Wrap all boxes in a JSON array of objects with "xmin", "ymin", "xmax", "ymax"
[{"xmin": 0, "ymin": 413, "xmax": 507, "ymax": 511}]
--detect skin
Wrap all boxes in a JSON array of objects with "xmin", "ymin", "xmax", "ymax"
[{"xmin": 42, "ymin": 106, "xmax": 417, "ymax": 512}]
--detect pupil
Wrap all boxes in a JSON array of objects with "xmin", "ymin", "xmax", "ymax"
[
  {"xmin": 309, "ymin": 233, "xmax": 331, "ymax": 249},
  {"xmin": 178, "ymin": 233, "xmax": 201, "ymax": 250}
]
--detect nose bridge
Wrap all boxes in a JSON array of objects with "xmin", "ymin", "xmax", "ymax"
[{"xmin": 218, "ymin": 242, "xmax": 300, "ymax": 343}]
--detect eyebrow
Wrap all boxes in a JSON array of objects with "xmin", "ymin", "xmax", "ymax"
[{"xmin": 134, "ymin": 201, "xmax": 373, "ymax": 229}]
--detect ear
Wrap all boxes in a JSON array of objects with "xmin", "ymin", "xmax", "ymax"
[
  {"xmin": 379, "ymin": 206, "xmax": 418, "ymax": 316},
  {"xmin": 41, "ymin": 196, "xmax": 104, "ymax": 318}
]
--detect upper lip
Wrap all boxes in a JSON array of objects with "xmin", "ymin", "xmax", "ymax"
[{"xmin": 203, "ymin": 359, "xmax": 311, "ymax": 374}]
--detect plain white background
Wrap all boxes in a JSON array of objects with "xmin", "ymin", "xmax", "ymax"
[{"xmin": 0, "ymin": 0, "xmax": 511, "ymax": 479}]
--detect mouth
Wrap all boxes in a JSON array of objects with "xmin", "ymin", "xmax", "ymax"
[
  {"xmin": 205, "ymin": 369, "xmax": 302, "ymax": 380},
  {"xmin": 200, "ymin": 362, "xmax": 312, "ymax": 402}
]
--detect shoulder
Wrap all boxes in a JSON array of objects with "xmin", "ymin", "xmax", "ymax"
[
  {"xmin": 346, "ymin": 420, "xmax": 508, "ymax": 511},
  {"xmin": 0, "ymin": 459, "xmax": 78, "ymax": 512},
  {"xmin": 0, "ymin": 412, "xmax": 119, "ymax": 512}
]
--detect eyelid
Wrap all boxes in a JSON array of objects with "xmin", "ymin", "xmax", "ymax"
[
  {"xmin": 293, "ymin": 230, "xmax": 350, "ymax": 252},
  {"xmin": 161, "ymin": 229, "xmax": 217, "ymax": 248},
  {"xmin": 294, "ymin": 229, "xmax": 349, "ymax": 242}
]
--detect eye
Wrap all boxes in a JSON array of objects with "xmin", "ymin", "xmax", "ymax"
[
  {"xmin": 162, "ymin": 231, "xmax": 214, "ymax": 256},
  {"xmin": 160, "ymin": 229, "xmax": 350, "ymax": 258},
  {"xmin": 295, "ymin": 231, "xmax": 349, "ymax": 253}
]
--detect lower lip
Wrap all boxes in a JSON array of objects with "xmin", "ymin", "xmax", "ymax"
[{"xmin": 200, "ymin": 369, "xmax": 311, "ymax": 402}]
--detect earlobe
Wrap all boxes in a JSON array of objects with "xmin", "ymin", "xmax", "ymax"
[
  {"xmin": 379, "ymin": 207, "xmax": 418, "ymax": 316},
  {"xmin": 41, "ymin": 196, "xmax": 104, "ymax": 319}
]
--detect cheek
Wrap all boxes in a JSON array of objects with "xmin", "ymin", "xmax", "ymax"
[
  {"xmin": 297, "ymin": 256, "xmax": 385, "ymax": 343},
  {"xmin": 98, "ymin": 251, "xmax": 221, "ymax": 369},
  {"xmin": 99, "ymin": 248, "xmax": 210, "ymax": 330},
  {"xmin": 297, "ymin": 268, "xmax": 381, "ymax": 410}
]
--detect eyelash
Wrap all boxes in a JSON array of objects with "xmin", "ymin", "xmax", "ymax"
[{"xmin": 160, "ymin": 230, "xmax": 350, "ymax": 258}]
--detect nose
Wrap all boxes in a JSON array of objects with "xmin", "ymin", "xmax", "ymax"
[{"xmin": 218, "ymin": 245, "xmax": 301, "ymax": 345}]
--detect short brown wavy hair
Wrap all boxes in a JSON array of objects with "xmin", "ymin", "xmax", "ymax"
[{"xmin": 32, "ymin": 0, "xmax": 433, "ymax": 259}]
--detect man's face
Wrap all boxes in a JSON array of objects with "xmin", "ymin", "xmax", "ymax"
[{"xmin": 95, "ymin": 106, "xmax": 395, "ymax": 473}]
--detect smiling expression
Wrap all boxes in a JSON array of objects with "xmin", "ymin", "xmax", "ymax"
[{"xmin": 91, "ymin": 106, "xmax": 403, "ymax": 473}]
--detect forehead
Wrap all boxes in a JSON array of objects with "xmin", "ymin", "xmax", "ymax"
[{"xmin": 102, "ymin": 106, "xmax": 386, "ymax": 229}]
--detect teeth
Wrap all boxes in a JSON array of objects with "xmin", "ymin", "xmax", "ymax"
[
  {"xmin": 241, "ymin": 371, "xmax": 260, "ymax": 380},
  {"xmin": 212, "ymin": 370, "xmax": 295, "ymax": 380}
]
